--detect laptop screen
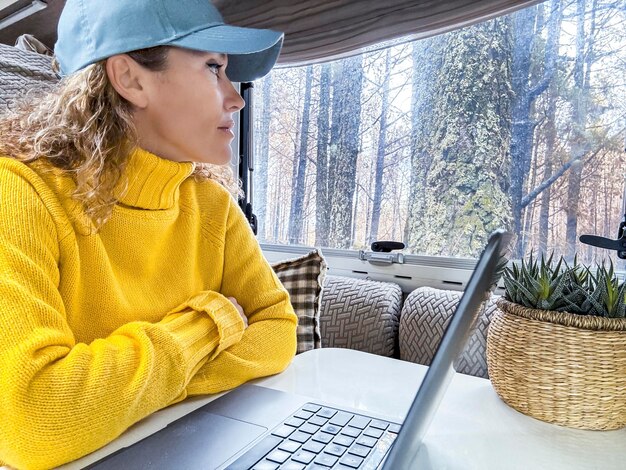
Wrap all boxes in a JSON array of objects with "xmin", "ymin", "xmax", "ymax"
[{"xmin": 382, "ymin": 229, "xmax": 512, "ymax": 469}]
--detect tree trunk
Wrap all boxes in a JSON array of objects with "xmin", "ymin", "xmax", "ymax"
[
  {"xmin": 534, "ymin": 0, "xmax": 564, "ymax": 256},
  {"xmin": 509, "ymin": 0, "xmax": 563, "ymax": 257},
  {"xmin": 539, "ymin": 82, "xmax": 558, "ymax": 253},
  {"xmin": 255, "ymin": 75, "xmax": 272, "ymax": 239},
  {"xmin": 327, "ymin": 62, "xmax": 342, "ymax": 213},
  {"xmin": 416, "ymin": 17, "xmax": 513, "ymax": 257},
  {"xmin": 403, "ymin": 39, "xmax": 440, "ymax": 248},
  {"xmin": 315, "ymin": 64, "xmax": 332, "ymax": 247},
  {"xmin": 288, "ymin": 66, "xmax": 314, "ymax": 244},
  {"xmin": 329, "ymin": 55, "xmax": 364, "ymax": 249},
  {"xmin": 369, "ymin": 49, "xmax": 391, "ymax": 244},
  {"xmin": 272, "ymin": 178, "xmax": 280, "ymax": 241},
  {"xmin": 565, "ymin": 0, "xmax": 595, "ymax": 259},
  {"xmin": 509, "ymin": 6, "xmax": 539, "ymax": 257}
]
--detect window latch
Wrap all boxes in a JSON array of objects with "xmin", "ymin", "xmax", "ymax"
[
  {"xmin": 359, "ymin": 241, "xmax": 406, "ymax": 265},
  {"xmin": 359, "ymin": 251, "xmax": 405, "ymax": 265}
]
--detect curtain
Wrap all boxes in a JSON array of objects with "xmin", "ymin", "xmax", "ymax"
[{"xmin": 213, "ymin": 0, "xmax": 546, "ymax": 65}]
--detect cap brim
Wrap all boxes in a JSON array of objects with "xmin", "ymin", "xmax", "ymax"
[{"xmin": 168, "ymin": 24, "xmax": 283, "ymax": 82}]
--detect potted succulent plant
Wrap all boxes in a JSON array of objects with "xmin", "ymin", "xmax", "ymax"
[{"xmin": 486, "ymin": 254, "xmax": 626, "ymax": 430}]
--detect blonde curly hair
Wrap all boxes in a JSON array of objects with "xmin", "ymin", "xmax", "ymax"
[{"xmin": 0, "ymin": 46, "xmax": 241, "ymax": 232}]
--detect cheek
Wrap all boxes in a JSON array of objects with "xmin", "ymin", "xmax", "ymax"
[
  {"xmin": 178, "ymin": 86, "xmax": 222, "ymax": 126},
  {"xmin": 157, "ymin": 86, "xmax": 218, "ymax": 131},
  {"xmin": 149, "ymin": 73, "xmax": 227, "ymax": 152}
]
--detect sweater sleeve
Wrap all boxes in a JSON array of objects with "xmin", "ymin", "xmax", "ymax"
[
  {"xmin": 186, "ymin": 196, "xmax": 298, "ymax": 396},
  {"xmin": 0, "ymin": 167, "xmax": 245, "ymax": 470}
]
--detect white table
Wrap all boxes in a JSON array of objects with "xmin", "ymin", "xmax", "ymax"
[{"xmin": 58, "ymin": 348, "xmax": 626, "ymax": 470}]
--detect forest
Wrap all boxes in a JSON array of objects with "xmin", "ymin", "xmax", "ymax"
[{"xmin": 252, "ymin": 0, "xmax": 626, "ymax": 264}]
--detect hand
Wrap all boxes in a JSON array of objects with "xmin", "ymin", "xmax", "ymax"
[{"xmin": 228, "ymin": 297, "xmax": 248, "ymax": 328}]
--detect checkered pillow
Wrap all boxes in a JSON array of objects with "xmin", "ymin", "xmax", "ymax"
[{"xmin": 271, "ymin": 250, "xmax": 327, "ymax": 354}]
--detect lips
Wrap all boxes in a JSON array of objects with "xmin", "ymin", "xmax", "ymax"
[{"xmin": 218, "ymin": 120, "xmax": 235, "ymax": 131}]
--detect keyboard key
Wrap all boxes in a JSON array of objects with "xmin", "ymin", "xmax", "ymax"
[
  {"xmin": 348, "ymin": 416, "xmax": 371, "ymax": 429},
  {"xmin": 302, "ymin": 440, "xmax": 325, "ymax": 454},
  {"xmin": 278, "ymin": 440, "xmax": 300, "ymax": 453},
  {"xmin": 252, "ymin": 461, "xmax": 279, "ymax": 470},
  {"xmin": 284, "ymin": 417, "xmax": 305, "ymax": 428},
  {"xmin": 339, "ymin": 454, "xmax": 364, "ymax": 468},
  {"xmin": 312, "ymin": 432, "xmax": 333, "ymax": 444},
  {"xmin": 370, "ymin": 419, "xmax": 389, "ymax": 430},
  {"xmin": 291, "ymin": 450, "xmax": 316, "ymax": 464},
  {"xmin": 363, "ymin": 427, "xmax": 384, "ymax": 439},
  {"xmin": 388, "ymin": 423, "xmax": 402, "ymax": 434},
  {"xmin": 317, "ymin": 407, "xmax": 337, "ymax": 419},
  {"xmin": 308, "ymin": 465, "xmax": 331, "ymax": 470},
  {"xmin": 266, "ymin": 449, "xmax": 290, "ymax": 464},
  {"xmin": 333, "ymin": 435, "xmax": 354, "ymax": 447},
  {"xmin": 294, "ymin": 410, "xmax": 314, "ymax": 420},
  {"xmin": 308, "ymin": 415, "xmax": 328, "ymax": 427},
  {"xmin": 329, "ymin": 411, "xmax": 353, "ymax": 427},
  {"xmin": 324, "ymin": 444, "xmax": 347, "ymax": 457},
  {"xmin": 364, "ymin": 432, "xmax": 396, "ymax": 468},
  {"xmin": 271, "ymin": 425, "xmax": 295, "ymax": 438},
  {"xmin": 280, "ymin": 460, "xmax": 306, "ymax": 470},
  {"xmin": 348, "ymin": 444, "xmax": 371, "ymax": 458},
  {"xmin": 356, "ymin": 435, "xmax": 377, "ymax": 448},
  {"xmin": 280, "ymin": 463, "xmax": 305, "ymax": 470},
  {"xmin": 315, "ymin": 453, "xmax": 339, "ymax": 467},
  {"xmin": 303, "ymin": 404, "xmax": 322, "ymax": 413},
  {"xmin": 321, "ymin": 424, "xmax": 341, "ymax": 435},
  {"xmin": 289, "ymin": 431, "xmax": 311, "ymax": 443},
  {"xmin": 299, "ymin": 423, "xmax": 320, "ymax": 435},
  {"xmin": 341, "ymin": 427, "xmax": 361, "ymax": 438}
]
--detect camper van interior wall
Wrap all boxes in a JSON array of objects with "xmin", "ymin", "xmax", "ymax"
[
  {"xmin": 0, "ymin": 0, "xmax": 48, "ymax": 29},
  {"xmin": 487, "ymin": 255, "xmax": 626, "ymax": 430},
  {"xmin": 0, "ymin": 0, "xmax": 46, "ymax": 30}
]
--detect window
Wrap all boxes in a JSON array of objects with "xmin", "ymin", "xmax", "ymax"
[{"xmin": 252, "ymin": 0, "xmax": 626, "ymax": 264}]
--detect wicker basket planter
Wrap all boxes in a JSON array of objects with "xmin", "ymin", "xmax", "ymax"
[{"xmin": 486, "ymin": 298, "xmax": 626, "ymax": 430}]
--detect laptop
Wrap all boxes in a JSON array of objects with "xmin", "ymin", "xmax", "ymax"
[{"xmin": 86, "ymin": 229, "xmax": 512, "ymax": 470}]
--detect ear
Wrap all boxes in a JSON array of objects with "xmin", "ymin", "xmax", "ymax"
[{"xmin": 105, "ymin": 55, "xmax": 150, "ymax": 109}]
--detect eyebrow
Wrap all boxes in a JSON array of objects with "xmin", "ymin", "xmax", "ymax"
[{"xmin": 190, "ymin": 50, "xmax": 227, "ymax": 61}]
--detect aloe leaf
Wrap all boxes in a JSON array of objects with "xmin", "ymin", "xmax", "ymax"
[{"xmin": 507, "ymin": 277, "xmax": 539, "ymax": 307}]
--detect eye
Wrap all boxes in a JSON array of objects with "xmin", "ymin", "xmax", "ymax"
[{"xmin": 206, "ymin": 62, "xmax": 224, "ymax": 76}]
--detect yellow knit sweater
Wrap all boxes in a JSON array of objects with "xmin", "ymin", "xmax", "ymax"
[{"xmin": 0, "ymin": 148, "xmax": 297, "ymax": 470}]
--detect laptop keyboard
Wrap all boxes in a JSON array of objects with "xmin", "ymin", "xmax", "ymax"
[{"xmin": 226, "ymin": 403, "xmax": 400, "ymax": 470}]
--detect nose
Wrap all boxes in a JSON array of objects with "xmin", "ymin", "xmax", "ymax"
[{"xmin": 224, "ymin": 79, "xmax": 245, "ymax": 112}]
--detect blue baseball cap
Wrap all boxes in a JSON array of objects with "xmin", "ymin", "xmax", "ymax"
[{"xmin": 54, "ymin": 0, "xmax": 284, "ymax": 82}]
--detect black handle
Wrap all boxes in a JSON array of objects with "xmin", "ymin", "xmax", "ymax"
[
  {"xmin": 371, "ymin": 241, "xmax": 405, "ymax": 253},
  {"xmin": 579, "ymin": 234, "xmax": 626, "ymax": 259}
]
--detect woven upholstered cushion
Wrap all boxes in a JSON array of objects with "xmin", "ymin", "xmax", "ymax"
[
  {"xmin": 0, "ymin": 43, "xmax": 58, "ymax": 112},
  {"xmin": 271, "ymin": 250, "xmax": 327, "ymax": 354},
  {"xmin": 319, "ymin": 276, "xmax": 402, "ymax": 357},
  {"xmin": 399, "ymin": 286, "xmax": 498, "ymax": 378}
]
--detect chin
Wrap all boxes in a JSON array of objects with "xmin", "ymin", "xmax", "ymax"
[{"xmin": 194, "ymin": 151, "xmax": 232, "ymax": 166}]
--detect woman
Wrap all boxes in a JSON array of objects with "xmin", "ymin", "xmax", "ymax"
[{"xmin": 0, "ymin": 1, "xmax": 297, "ymax": 469}]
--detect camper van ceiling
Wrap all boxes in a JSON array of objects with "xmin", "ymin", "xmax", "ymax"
[
  {"xmin": 0, "ymin": 0, "xmax": 46, "ymax": 30},
  {"xmin": 0, "ymin": 0, "xmax": 60, "ymax": 47},
  {"xmin": 0, "ymin": 0, "xmax": 543, "ymax": 61},
  {"xmin": 214, "ymin": 0, "xmax": 545, "ymax": 65}
]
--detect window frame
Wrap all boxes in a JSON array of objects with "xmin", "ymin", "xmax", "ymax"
[{"xmin": 235, "ymin": 80, "xmax": 512, "ymax": 295}]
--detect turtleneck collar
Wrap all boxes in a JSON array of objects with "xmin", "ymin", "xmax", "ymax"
[{"xmin": 114, "ymin": 148, "xmax": 195, "ymax": 210}]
